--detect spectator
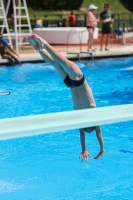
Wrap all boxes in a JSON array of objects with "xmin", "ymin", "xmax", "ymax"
[
  {"xmin": 0, "ymin": 34, "xmax": 21, "ymax": 66},
  {"xmin": 36, "ymin": 19, "xmax": 43, "ymax": 28},
  {"xmin": 68, "ymin": 11, "xmax": 76, "ymax": 27},
  {"xmin": 86, "ymin": 4, "xmax": 99, "ymax": 53},
  {"xmin": 100, "ymin": 4, "xmax": 114, "ymax": 51},
  {"xmin": 115, "ymin": 27, "xmax": 122, "ymax": 38}
]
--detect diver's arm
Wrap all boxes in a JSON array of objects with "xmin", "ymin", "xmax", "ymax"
[
  {"xmin": 79, "ymin": 129, "xmax": 91, "ymax": 161},
  {"xmin": 94, "ymin": 126, "xmax": 104, "ymax": 159}
]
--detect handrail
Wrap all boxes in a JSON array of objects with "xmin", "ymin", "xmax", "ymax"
[
  {"xmin": 66, "ymin": 28, "xmax": 95, "ymax": 62},
  {"xmin": 66, "ymin": 29, "xmax": 81, "ymax": 54}
]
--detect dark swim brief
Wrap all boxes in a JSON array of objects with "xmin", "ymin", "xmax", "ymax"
[
  {"xmin": 64, "ymin": 75, "xmax": 85, "ymax": 88},
  {"xmin": 86, "ymin": 26, "xmax": 94, "ymax": 30}
]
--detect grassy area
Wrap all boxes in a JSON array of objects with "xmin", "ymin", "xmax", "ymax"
[
  {"xmin": 81, "ymin": 0, "xmax": 131, "ymax": 13},
  {"xmin": 12, "ymin": 45, "xmax": 33, "ymax": 53},
  {"xmin": 27, "ymin": 0, "xmax": 131, "ymax": 17}
]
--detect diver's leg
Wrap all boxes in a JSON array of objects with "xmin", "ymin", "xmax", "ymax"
[
  {"xmin": 38, "ymin": 49, "xmax": 67, "ymax": 80},
  {"xmin": 29, "ymin": 34, "xmax": 83, "ymax": 80},
  {"xmin": 28, "ymin": 35, "xmax": 67, "ymax": 80}
]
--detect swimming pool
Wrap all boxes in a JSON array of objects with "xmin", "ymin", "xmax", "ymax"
[{"xmin": 0, "ymin": 57, "xmax": 133, "ymax": 200}]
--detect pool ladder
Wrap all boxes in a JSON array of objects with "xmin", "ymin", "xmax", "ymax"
[{"xmin": 66, "ymin": 29, "xmax": 96, "ymax": 62}]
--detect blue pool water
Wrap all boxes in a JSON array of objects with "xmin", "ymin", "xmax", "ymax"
[{"xmin": 0, "ymin": 57, "xmax": 133, "ymax": 200}]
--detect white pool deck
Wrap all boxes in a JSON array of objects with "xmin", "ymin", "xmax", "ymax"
[{"xmin": 0, "ymin": 44, "xmax": 133, "ymax": 65}]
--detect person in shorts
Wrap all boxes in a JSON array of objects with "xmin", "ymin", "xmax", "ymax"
[
  {"xmin": 86, "ymin": 4, "xmax": 99, "ymax": 53},
  {"xmin": 28, "ymin": 34, "xmax": 104, "ymax": 162},
  {"xmin": 100, "ymin": 4, "xmax": 114, "ymax": 51}
]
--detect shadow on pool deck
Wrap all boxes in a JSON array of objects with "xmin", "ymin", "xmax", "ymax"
[{"xmin": 0, "ymin": 43, "xmax": 133, "ymax": 65}]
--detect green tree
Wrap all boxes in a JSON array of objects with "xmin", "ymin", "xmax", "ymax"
[
  {"xmin": 27, "ymin": 0, "xmax": 84, "ymax": 10},
  {"xmin": 119, "ymin": 0, "xmax": 133, "ymax": 13}
]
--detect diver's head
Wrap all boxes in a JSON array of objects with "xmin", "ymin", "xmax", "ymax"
[{"xmin": 84, "ymin": 126, "xmax": 96, "ymax": 133}]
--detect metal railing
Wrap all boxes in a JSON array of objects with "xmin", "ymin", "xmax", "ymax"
[
  {"xmin": 67, "ymin": 29, "xmax": 95, "ymax": 62},
  {"xmin": 30, "ymin": 13, "xmax": 133, "ymax": 30}
]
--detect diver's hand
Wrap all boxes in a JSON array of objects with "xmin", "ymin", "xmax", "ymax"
[
  {"xmin": 79, "ymin": 150, "xmax": 91, "ymax": 162},
  {"xmin": 94, "ymin": 150, "xmax": 104, "ymax": 159}
]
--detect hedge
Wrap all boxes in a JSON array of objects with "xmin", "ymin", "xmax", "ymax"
[{"xmin": 0, "ymin": 18, "xmax": 68, "ymax": 32}]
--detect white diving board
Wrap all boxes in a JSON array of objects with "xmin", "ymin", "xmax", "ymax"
[
  {"xmin": 0, "ymin": 90, "xmax": 10, "ymax": 95},
  {"xmin": 0, "ymin": 104, "xmax": 133, "ymax": 140}
]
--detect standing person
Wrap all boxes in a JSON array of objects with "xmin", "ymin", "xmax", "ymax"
[
  {"xmin": 86, "ymin": 4, "xmax": 99, "ymax": 52},
  {"xmin": 68, "ymin": 11, "xmax": 76, "ymax": 27},
  {"xmin": 0, "ymin": 34, "xmax": 21, "ymax": 66},
  {"xmin": 28, "ymin": 34, "xmax": 104, "ymax": 161},
  {"xmin": 100, "ymin": 4, "xmax": 114, "ymax": 51}
]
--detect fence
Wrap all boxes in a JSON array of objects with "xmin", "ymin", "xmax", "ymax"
[
  {"xmin": 2, "ymin": 12, "xmax": 133, "ymax": 33},
  {"xmin": 35, "ymin": 13, "xmax": 133, "ymax": 31}
]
